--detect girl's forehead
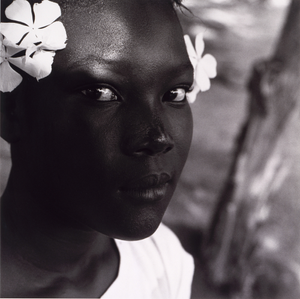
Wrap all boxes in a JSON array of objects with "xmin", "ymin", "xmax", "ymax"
[
  {"xmin": 61, "ymin": 0, "xmax": 180, "ymax": 41},
  {"xmin": 55, "ymin": 0, "xmax": 187, "ymax": 73},
  {"xmin": 60, "ymin": 0, "xmax": 177, "ymax": 27}
]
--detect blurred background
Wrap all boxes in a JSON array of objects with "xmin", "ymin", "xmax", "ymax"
[
  {"xmin": 162, "ymin": 0, "xmax": 300, "ymax": 298},
  {"xmin": 0, "ymin": 0, "xmax": 299, "ymax": 298}
]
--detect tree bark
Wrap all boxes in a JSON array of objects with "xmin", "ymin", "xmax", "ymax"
[{"xmin": 204, "ymin": 0, "xmax": 300, "ymax": 298}]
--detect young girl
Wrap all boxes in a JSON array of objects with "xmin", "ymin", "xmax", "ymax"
[{"xmin": 0, "ymin": 0, "xmax": 215, "ymax": 297}]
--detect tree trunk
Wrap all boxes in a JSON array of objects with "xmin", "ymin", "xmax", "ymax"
[{"xmin": 204, "ymin": 0, "xmax": 300, "ymax": 298}]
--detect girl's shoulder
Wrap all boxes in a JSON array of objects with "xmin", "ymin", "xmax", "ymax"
[{"xmin": 104, "ymin": 224, "xmax": 194, "ymax": 299}]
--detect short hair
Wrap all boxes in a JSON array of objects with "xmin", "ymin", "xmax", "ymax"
[
  {"xmin": 1, "ymin": 0, "xmax": 185, "ymax": 21},
  {"xmin": 1, "ymin": 0, "xmax": 184, "ymax": 9},
  {"xmin": 57, "ymin": 0, "xmax": 185, "ymax": 10},
  {"xmin": 59, "ymin": 0, "xmax": 185, "ymax": 9}
]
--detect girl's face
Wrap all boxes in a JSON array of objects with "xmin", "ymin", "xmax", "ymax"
[{"xmin": 16, "ymin": 0, "xmax": 194, "ymax": 240}]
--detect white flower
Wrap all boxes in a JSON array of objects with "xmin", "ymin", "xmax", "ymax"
[
  {"xmin": 0, "ymin": 35, "xmax": 24, "ymax": 92},
  {"xmin": 0, "ymin": 0, "xmax": 67, "ymax": 51},
  {"xmin": 184, "ymin": 33, "xmax": 217, "ymax": 103},
  {"xmin": 10, "ymin": 49, "xmax": 56, "ymax": 81},
  {"xmin": 0, "ymin": 0, "xmax": 67, "ymax": 92}
]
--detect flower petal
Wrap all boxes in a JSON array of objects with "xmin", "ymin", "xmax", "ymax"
[
  {"xmin": 32, "ymin": 50, "xmax": 56, "ymax": 80},
  {"xmin": 195, "ymin": 64, "xmax": 211, "ymax": 92},
  {"xmin": 5, "ymin": 0, "xmax": 33, "ymax": 26},
  {"xmin": 1, "ymin": 35, "xmax": 24, "ymax": 61},
  {"xmin": 0, "ymin": 60, "xmax": 23, "ymax": 92},
  {"xmin": 187, "ymin": 84, "xmax": 201, "ymax": 104},
  {"xmin": 25, "ymin": 44, "xmax": 38, "ymax": 58},
  {"xmin": 2, "ymin": 37, "xmax": 26, "ymax": 53},
  {"xmin": 195, "ymin": 32, "xmax": 204, "ymax": 58},
  {"xmin": 184, "ymin": 35, "xmax": 197, "ymax": 69},
  {"xmin": 38, "ymin": 22, "xmax": 67, "ymax": 50},
  {"xmin": 0, "ymin": 51, "xmax": 4, "ymax": 64},
  {"xmin": 6, "ymin": 44, "xmax": 25, "ymax": 57},
  {"xmin": 10, "ymin": 50, "xmax": 55, "ymax": 80},
  {"xmin": 0, "ymin": 35, "xmax": 4, "ymax": 63},
  {"xmin": 19, "ymin": 30, "xmax": 40, "ymax": 48},
  {"xmin": 33, "ymin": 0, "xmax": 61, "ymax": 29},
  {"xmin": 202, "ymin": 54, "xmax": 217, "ymax": 78},
  {"xmin": 184, "ymin": 33, "xmax": 217, "ymax": 98},
  {"xmin": 0, "ymin": 22, "xmax": 29, "ymax": 44}
]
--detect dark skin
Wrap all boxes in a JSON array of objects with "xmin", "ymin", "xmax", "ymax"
[{"xmin": 0, "ymin": 0, "xmax": 194, "ymax": 297}]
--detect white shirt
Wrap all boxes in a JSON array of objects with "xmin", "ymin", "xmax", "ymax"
[{"xmin": 102, "ymin": 224, "xmax": 194, "ymax": 299}]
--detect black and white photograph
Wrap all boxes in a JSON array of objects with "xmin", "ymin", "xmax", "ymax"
[{"xmin": 0, "ymin": 0, "xmax": 299, "ymax": 298}]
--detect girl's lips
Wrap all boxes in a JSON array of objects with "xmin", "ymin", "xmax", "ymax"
[
  {"xmin": 121, "ymin": 173, "xmax": 171, "ymax": 190},
  {"xmin": 119, "ymin": 173, "xmax": 171, "ymax": 203}
]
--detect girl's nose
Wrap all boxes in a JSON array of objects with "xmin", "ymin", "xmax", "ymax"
[{"xmin": 122, "ymin": 125, "xmax": 175, "ymax": 157}]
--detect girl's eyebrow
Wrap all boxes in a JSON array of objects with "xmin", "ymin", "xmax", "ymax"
[
  {"xmin": 170, "ymin": 62, "xmax": 194, "ymax": 76},
  {"xmin": 67, "ymin": 55, "xmax": 193, "ymax": 77}
]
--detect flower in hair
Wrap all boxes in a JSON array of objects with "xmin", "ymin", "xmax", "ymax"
[
  {"xmin": 0, "ymin": 0, "xmax": 67, "ymax": 92},
  {"xmin": 0, "ymin": 35, "xmax": 24, "ymax": 92},
  {"xmin": 184, "ymin": 33, "xmax": 217, "ymax": 103}
]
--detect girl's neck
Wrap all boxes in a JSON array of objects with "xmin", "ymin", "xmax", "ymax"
[
  {"xmin": 1, "ymin": 174, "xmax": 115, "ymax": 273},
  {"xmin": 1, "ymin": 175, "xmax": 120, "ymax": 297}
]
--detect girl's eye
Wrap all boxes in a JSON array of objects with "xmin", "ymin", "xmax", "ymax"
[
  {"xmin": 81, "ymin": 87, "xmax": 118, "ymax": 101},
  {"xmin": 163, "ymin": 88, "xmax": 187, "ymax": 102}
]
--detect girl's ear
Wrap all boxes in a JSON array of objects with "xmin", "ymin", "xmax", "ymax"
[{"xmin": 1, "ymin": 92, "xmax": 21, "ymax": 143}]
